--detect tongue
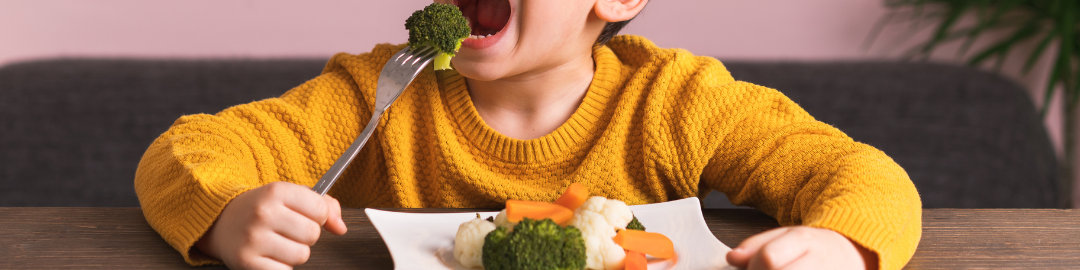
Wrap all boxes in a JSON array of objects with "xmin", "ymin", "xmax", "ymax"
[{"xmin": 476, "ymin": 0, "xmax": 509, "ymax": 31}]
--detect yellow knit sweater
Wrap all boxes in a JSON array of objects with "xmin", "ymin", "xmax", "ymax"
[{"xmin": 135, "ymin": 35, "xmax": 921, "ymax": 270}]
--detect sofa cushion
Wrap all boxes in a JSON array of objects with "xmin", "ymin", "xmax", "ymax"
[
  {"xmin": 0, "ymin": 59, "xmax": 326, "ymax": 206},
  {"xmin": 718, "ymin": 61, "xmax": 1060, "ymax": 208},
  {"xmin": 0, "ymin": 59, "xmax": 1060, "ymax": 208}
]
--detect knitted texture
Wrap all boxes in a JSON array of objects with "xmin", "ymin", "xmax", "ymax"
[{"xmin": 135, "ymin": 35, "xmax": 921, "ymax": 270}]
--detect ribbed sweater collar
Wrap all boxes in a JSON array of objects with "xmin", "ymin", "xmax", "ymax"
[{"xmin": 437, "ymin": 45, "xmax": 624, "ymax": 164}]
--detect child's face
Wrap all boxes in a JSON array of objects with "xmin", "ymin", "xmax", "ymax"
[{"xmin": 437, "ymin": 0, "xmax": 606, "ymax": 81}]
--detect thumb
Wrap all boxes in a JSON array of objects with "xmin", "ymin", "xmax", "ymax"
[
  {"xmin": 726, "ymin": 227, "xmax": 791, "ymax": 268},
  {"xmin": 322, "ymin": 195, "xmax": 348, "ymax": 235}
]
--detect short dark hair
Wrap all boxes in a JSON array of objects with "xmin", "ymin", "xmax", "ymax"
[{"xmin": 595, "ymin": 20, "xmax": 633, "ymax": 46}]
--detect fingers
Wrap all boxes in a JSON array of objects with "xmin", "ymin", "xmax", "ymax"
[
  {"xmin": 727, "ymin": 227, "xmax": 792, "ymax": 267},
  {"xmin": 269, "ymin": 210, "xmax": 324, "ymax": 246},
  {"xmin": 748, "ymin": 229, "xmax": 811, "ymax": 270},
  {"xmin": 264, "ymin": 183, "xmax": 347, "ymax": 241},
  {"xmin": 773, "ymin": 254, "xmax": 817, "ymax": 270},
  {"xmin": 236, "ymin": 256, "xmax": 293, "ymax": 270},
  {"xmin": 728, "ymin": 226, "xmax": 868, "ymax": 270},
  {"xmin": 271, "ymin": 182, "xmax": 331, "ymax": 226},
  {"xmin": 260, "ymin": 232, "xmax": 314, "ymax": 266},
  {"xmin": 228, "ymin": 234, "xmax": 311, "ymax": 269},
  {"xmin": 218, "ymin": 232, "xmax": 308, "ymax": 270},
  {"xmin": 322, "ymin": 195, "xmax": 348, "ymax": 236},
  {"xmin": 208, "ymin": 182, "xmax": 343, "ymax": 269}
]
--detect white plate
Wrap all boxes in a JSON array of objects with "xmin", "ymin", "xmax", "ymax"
[{"xmin": 366, "ymin": 197, "xmax": 736, "ymax": 270}]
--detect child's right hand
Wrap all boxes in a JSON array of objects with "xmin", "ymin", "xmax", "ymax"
[{"xmin": 194, "ymin": 182, "xmax": 348, "ymax": 269}]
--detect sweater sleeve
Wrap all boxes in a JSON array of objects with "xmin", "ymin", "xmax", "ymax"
[
  {"xmin": 698, "ymin": 82, "xmax": 922, "ymax": 270},
  {"xmin": 133, "ymin": 67, "xmax": 370, "ymax": 266}
]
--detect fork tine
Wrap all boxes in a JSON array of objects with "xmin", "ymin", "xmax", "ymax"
[
  {"xmin": 412, "ymin": 46, "xmax": 435, "ymax": 55},
  {"xmin": 408, "ymin": 54, "xmax": 429, "ymax": 66},
  {"xmin": 402, "ymin": 53, "xmax": 426, "ymax": 66},
  {"xmin": 393, "ymin": 48, "xmax": 411, "ymax": 61},
  {"xmin": 406, "ymin": 48, "xmax": 429, "ymax": 63},
  {"xmin": 424, "ymin": 48, "xmax": 439, "ymax": 59},
  {"xmin": 398, "ymin": 53, "xmax": 416, "ymax": 65},
  {"xmin": 403, "ymin": 50, "xmax": 432, "ymax": 67},
  {"xmin": 404, "ymin": 46, "xmax": 422, "ymax": 57}
]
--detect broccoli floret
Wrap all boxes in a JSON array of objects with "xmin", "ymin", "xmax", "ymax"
[
  {"xmin": 482, "ymin": 218, "xmax": 587, "ymax": 270},
  {"xmin": 626, "ymin": 215, "xmax": 646, "ymax": 231},
  {"xmin": 404, "ymin": 3, "xmax": 470, "ymax": 70}
]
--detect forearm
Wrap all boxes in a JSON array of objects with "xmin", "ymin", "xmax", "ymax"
[
  {"xmin": 798, "ymin": 148, "xmax": 921, "ymax": 270},
  {"xmin": 135, "ymin": 75, "xmax": 362, "ymax": 265},
  {"xmin": 710, "ymin": 139, "xmax": 921, "ymax": 270},
  {"xmin": 694, "ymin": 87, "xmax": 921, "ymax": 269},
  {"xmin": 134, "ymin": 115, "xmax": 268, "ymax": 265}
]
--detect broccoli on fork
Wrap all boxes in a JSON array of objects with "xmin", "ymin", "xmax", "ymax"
[{"xmin": 405, "ymin": 3, "xmax": 471, "ymax": 70}]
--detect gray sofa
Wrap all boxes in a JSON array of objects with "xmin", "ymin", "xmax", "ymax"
[{"xmin": 0, "ymin": 58, "xmax": 1063, "ymax": 208}]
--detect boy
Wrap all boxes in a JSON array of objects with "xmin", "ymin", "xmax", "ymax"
[{"xmin": 135, "ymin": 0, "xmax": 921, "ymax": 269}]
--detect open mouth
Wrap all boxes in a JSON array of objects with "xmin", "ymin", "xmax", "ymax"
[{"xmin": 455, "ymin": 0, "xmax": 511, "ymax": 39}]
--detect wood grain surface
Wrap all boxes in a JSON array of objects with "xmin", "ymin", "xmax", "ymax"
[{"xmin": 1, "ymin": 208, "xmax": 1077, "ymax": 269}]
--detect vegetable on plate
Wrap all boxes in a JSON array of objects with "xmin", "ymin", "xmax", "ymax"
[{"xmin": 454, "ymin": 183, "xmax": 676, "ymax": 269}]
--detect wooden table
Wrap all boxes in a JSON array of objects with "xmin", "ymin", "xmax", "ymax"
[{"xmin": 2, "ymin": 208, "xmax": 1077, "ymax": 269}]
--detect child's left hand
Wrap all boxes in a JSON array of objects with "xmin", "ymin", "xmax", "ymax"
[{"xmin": 726, "ymin": 226, "xmax": 878, "ymax": 270}]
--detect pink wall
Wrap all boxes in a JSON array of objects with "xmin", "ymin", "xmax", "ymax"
[
  {"xmin": 1, "ymin": 0, "xmax": 895, "ymax": 64},
  {"xmin": 0, "ymin": 0, "xmax": 422, "ymax": 63},
  {"xmin": 0, "ymin": 0, "xmax": 1050, "ymax": 96},
  {"xmin": 2, "ymin": 0, "xmax": 1072, "ymax": 205}
]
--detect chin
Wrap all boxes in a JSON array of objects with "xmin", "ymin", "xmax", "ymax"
[{"xmin": 450, "ymin": 61, "xmax": 510, "ymax": 82}]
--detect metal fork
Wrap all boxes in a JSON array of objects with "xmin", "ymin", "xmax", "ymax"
[{"xmin": 312, "ymin": 46, "xmax": 439, "ymax": 196}]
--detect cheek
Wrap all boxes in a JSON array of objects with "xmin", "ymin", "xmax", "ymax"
[
  {"xmin": 524, "ymin": 15, "xmax": 591, "ymax": 56},
  {"xmin": 519, "ymin": 10, "xmax": 584, "ymax": 51}
]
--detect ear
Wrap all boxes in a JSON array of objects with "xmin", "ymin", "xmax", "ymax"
[{"xmin": 593, "ymin": 0, "xmax": 649, "ymax": 23}]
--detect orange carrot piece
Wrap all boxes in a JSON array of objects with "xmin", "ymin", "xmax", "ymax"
[
  {"xmin": 505, "ymin": 200, "xmax": 574, "ymax": 226},
  {"xmin": 553, "ymin": 183, "xmax": 590, "ymax": 211},
  {"xmin": 613, "ymin": 229, "xmax": 676, "ymax": 259},
  {"xmin": 625, "ymin": 250, "xmax": 648, "ymax": 270}
]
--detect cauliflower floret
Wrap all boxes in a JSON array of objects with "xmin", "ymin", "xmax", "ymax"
[
  {"xmin": 569, "ymin": 196, "xmax": 634, "ymax": 270},
  {"xmin": 600, "ymin": 199, "xmax": 633, "ymax": 230},
  {"xmin": 454, "ymin": 216, "xmax": 497, "ymax": 268},
  {"xmin": 577, "ymin": 196, "xmax": 607, "ymax": 216},
  {"xmin": 600, "ymin": 236, "xmax": 627, "ymax": 270},
  {"xmin": 492, "ymin": 209, "xmax": 516, "ymax": 230},
  {"xmin": 572, "ymin": 209, "xmax": 614, "ymax": 269},
  {"xmin": 572, "ymin": 197, "xmax": 617, "ymax": 238}
]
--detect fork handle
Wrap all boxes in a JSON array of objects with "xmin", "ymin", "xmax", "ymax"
[{"xmin": 312, "ymin": 109, "xmax": 384, "ymax": 196}]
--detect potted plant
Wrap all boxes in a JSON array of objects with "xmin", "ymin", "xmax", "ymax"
[{"xmin": 874, "ymin": 0, "xmax": 1078, "ymax": 207}]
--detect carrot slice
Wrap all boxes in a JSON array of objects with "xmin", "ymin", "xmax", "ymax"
[
  {"xmin": 553, "ymin": 183, "xmax": 590, "ymax": 211},
  {"xmin": 613, "ymin": 229, "xmax": 676, "ymax": 259},
  {"xmin": 505, "ymin": 200, "xmax": 574, "ymax": 226},
  {"xmin": 625, "ymin": 250, "xmax": 648, "ymax": 270}
]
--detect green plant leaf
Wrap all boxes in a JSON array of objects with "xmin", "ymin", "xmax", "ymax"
[
  {"xmin": 922, "ymin": 2, "xmax": 971, "ymax": 56},
  {"xmin": 1058, "ymin": 0, "xmax": 1077, "ymax": 105},
  {"xmin": 1072, "ymin": 67, "xmax": 1080, "ymax": 109},
  {"xmin": 966, "ymin": 21, "xmax": 1040, "ymax": 67},
  {"xmin": 863, "ymin": 11, "xmax": 899, "ymax": 51},
  {"xmin": 1041, "ymin": 57, "xmax": 1062, "ymax": 116},
  {"xmin": 958, "ymin": 0, "xmax": 1025, "ymax": 57},
  {"xmin": 881, "ymin": 0, "xmax": 1080, "ymax": 117},
  {"xmin": 1023, "ymin": 32, "xmax": 1057, "ymax": 75}
]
